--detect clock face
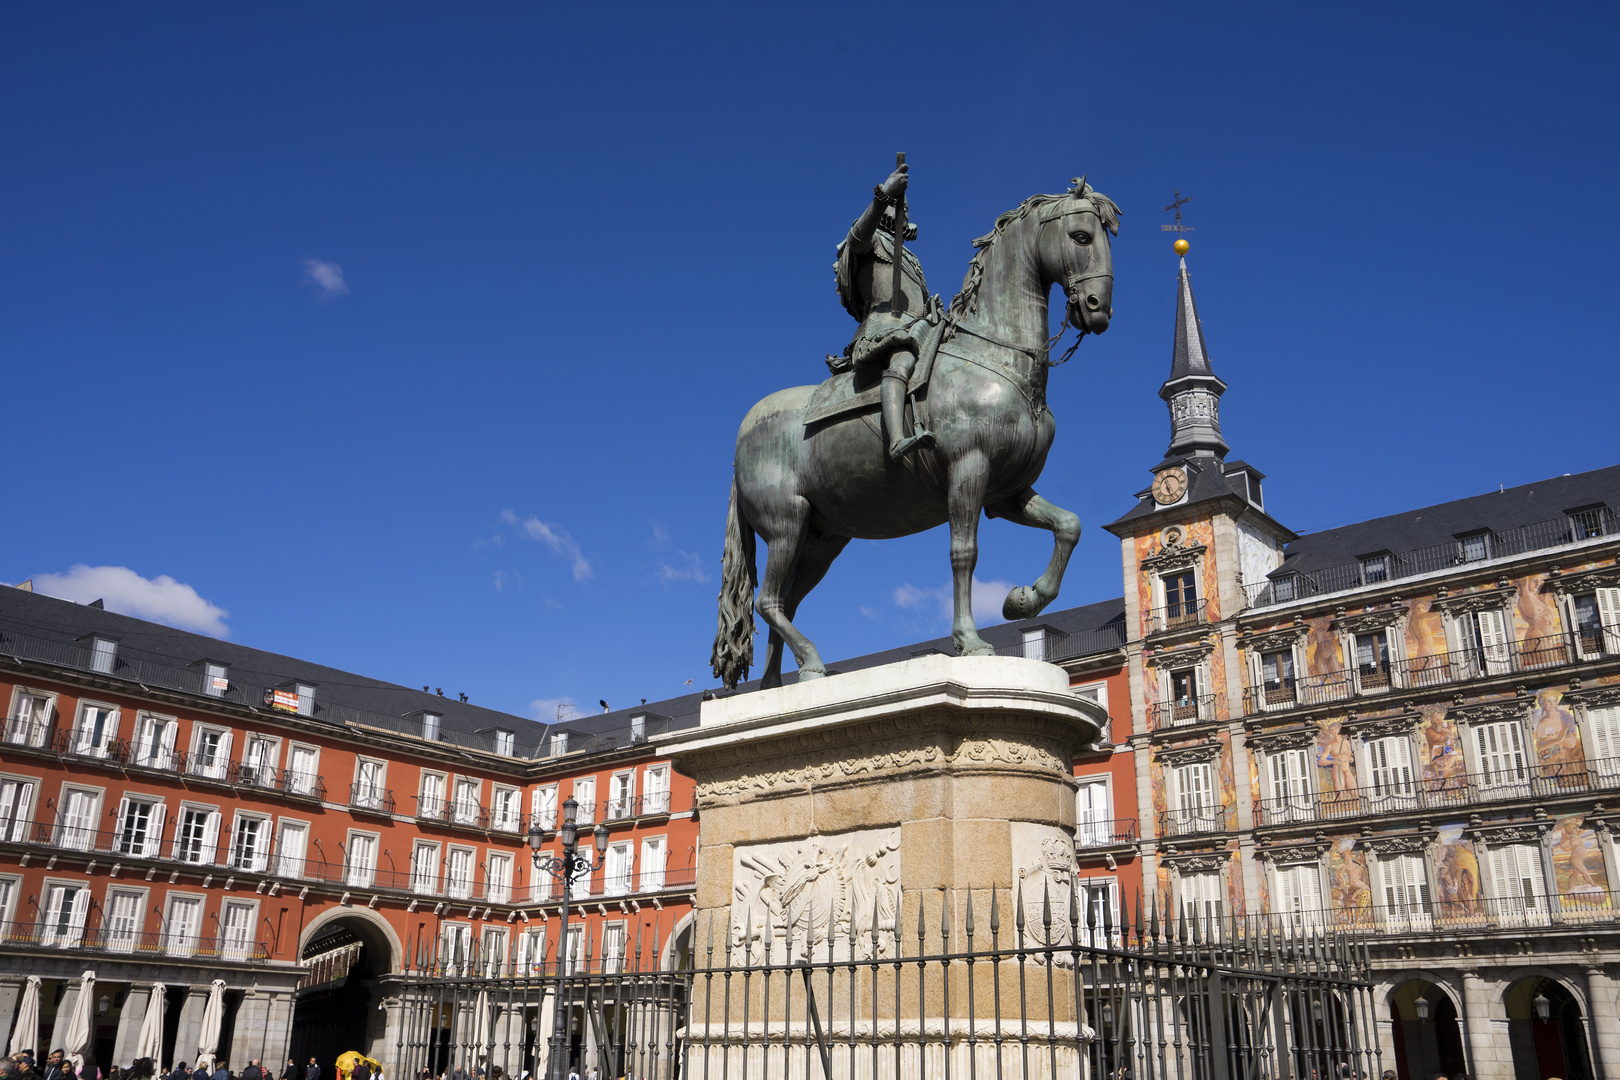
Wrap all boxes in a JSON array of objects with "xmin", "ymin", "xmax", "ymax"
[{"xmin": 1152, "ymin": 467, "xmax": 1188, "ymax": 505}]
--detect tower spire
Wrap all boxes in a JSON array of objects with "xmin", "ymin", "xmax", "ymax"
[{"xmin": 1159, "ymin": 256, "xmax": 1228, "ymax": 459}]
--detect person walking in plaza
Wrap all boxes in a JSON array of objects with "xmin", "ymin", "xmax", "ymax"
[{"xmin": 303, "ymin": 1061, "xmax": 319, "ymax": 1080}]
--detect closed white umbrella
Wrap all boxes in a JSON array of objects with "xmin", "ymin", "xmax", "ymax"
[
  {"xmin": 59, "ymin": 970, "xmax": 97, "ymax": 1062},
  {"xmin": 196, "ymin": 979, "xmax": 226, "ymax": 1073},
  {"xmin": 7, "ymin": 975, "xmax": 40, "ymax": 1056},
  {"xmin": 134, "ymin": 983, "xmax": 167, "ymax": 1062},
  {"xmin": 471, "ymin": 990, "xmax": 491, "ymax": 1055}
]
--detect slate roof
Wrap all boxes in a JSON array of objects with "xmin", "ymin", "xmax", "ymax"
[
  {"xmin": 1266, "ymin": 465, "xmax": 1620, "ymax": 581},
  {"xmin": 1165, "ymin": 257, "xmax": 1221, "ymax": 385}
]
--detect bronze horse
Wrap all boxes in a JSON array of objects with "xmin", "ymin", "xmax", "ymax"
[{"xmin": 712, "ymin": 179, "xmax": 1119, "ymax": 690}]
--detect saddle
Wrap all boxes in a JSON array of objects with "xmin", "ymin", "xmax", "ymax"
[{"xmin": 803, "ymin": 317, "xmax": 945, "ymax": 429}]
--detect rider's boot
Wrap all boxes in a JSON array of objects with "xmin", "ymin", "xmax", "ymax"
[{"xmin": 882, "ymin": 357, "xmax": 934, "ymax": 459}]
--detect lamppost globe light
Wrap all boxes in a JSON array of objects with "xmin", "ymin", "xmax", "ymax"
[
  {"xmin": 1534, "ymin": 989, "xmax": 1552, "ymax": 1021},
  {"xmin": 559, "ymin": 820, "xmax": 578, "ymax": 851},
  {"xmin": 526, "ymin": 823, "xmax": 544, "ymax": 852},
  {"xmin": 1413, "ymin": 995, "xmax": 1430, "ymax": 1021},
  {"xmin": 593, "ymin": 823, "xmax": 610, "ymax": 855}
]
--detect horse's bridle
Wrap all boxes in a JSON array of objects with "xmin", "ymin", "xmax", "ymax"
[{"xmin": 1037, "ymin": 195, "xmax": 1113, "ymax": 324}]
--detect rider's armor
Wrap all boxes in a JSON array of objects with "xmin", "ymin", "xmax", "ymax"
[{"xmin": 832, "ymin": 192, "xmax": 937, "ymax": 459}]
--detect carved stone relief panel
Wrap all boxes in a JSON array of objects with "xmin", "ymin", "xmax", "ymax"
[
  {"xmin": 729, "ymin": 827, "xmax": 901, "ymax": 964},
  {"xmin": 1012, "ymin": 821, "xmax": 1079, "ymax": 966}
]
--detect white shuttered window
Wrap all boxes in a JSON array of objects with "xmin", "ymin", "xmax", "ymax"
[
  {"xmin": 1489, "ymin": 843, "xmax": 1547, "ymax": 925},
  {"xmin": 1473, "ymin": 722, "xmax": 1528, "ymax": 789},
  {"xmin": 1275, "ymin": 863, "xmax": 1324, "ymax": 926}
]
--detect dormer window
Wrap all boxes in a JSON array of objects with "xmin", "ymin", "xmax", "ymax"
[
  {"xmin": 1457, "ymin": 531, "xmax": 1492, "ymax": 564},
  {"xmin": 421, "ymin": 713, "xmax": 441, "ymax": 742},
  {"xmin": 296, "ymin": 684, "xmax": 315, "ymax": 716},
  {"xmin": 1359, "ymin": 553, "xmax": 1390, "ymax": 585},
  {"xmin": 551, "ymin": 731, "xmax": 570, "ymax": 756},
  {"xmin": 1568, "ymin": 504, "xmax": 1610, "ymax": 541},
  {"xmin": 631, "ymin": 715, "xmax": 647, "ymax": 743},
  {"xmin": 1021, "ymin": 627, "xmax": 1061, "ymax": 661},
  {"xmin": 81, "ymin": 635, "xmax": 117, "ymax": 674},
  {"xmin": 1271, "ymin": 574, "xmax": 1297, "ymax": 602},
  {"xmin": 204, "ymin": 662, "xmax": 228, "ymax": 697},
  {"xmin": 493, "ymin": 729, "xmax": 515, "ymax": 756}
]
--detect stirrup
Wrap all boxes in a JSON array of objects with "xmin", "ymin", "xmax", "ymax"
[{"xmin": 889, "ymin": 429, "xmax": 935, "ymax": 459}]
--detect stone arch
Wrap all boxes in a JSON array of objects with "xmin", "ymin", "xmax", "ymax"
[
  {"xmin": 1500, "ymin": 969, "xmax": 1596, "ymax": 1080},
  {"xmin": 1375, "ymin": 969, "xmax": 1464, "ymax": 1013},
  {"xmin": 1385, "ymin": 974, "xmax": 1468, "ymax": 1080},
  {"xmin": 1499, "ymin": 965, "xmax": 1591, "ymax": 1017},
  {"xmin": 660, "ymin": 911, "xmax": 696, "ymax": 971},
  {"xmin": 298, "ymin": 905, "xmax": 402, "ymax": 973}
]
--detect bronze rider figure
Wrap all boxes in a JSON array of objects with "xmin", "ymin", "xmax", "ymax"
[{"xmin": 832, "ymin": 161, "xmax": 937, "ymax": 459}]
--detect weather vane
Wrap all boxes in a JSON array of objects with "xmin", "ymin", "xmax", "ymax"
[{"xmin": 1160, "ymin": 189, "xmax": 1194, "ymax": 255}]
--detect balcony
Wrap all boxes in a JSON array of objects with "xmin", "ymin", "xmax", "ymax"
[
  {"xmin": 1150, "ymin": 598, "xmax": 1208, "ymax": 635},
  {"xmin": 1151, "ymin": 694, "xmax": 1216, "ymax": 730},
  {"xmin": 1241, "ymin": 631, "xmax": 1611, "ymax": 716},
  {"xmin": 1158, "ymin": 805, "xmax": 1226, "ymax": 838},
  {"xmin": 1252, "ymin": 756, "xmax": 1620, "ymax": 828},
  {"xmin": 1244, "ymin": 505, "xmax": 1620, "ymax": 609},
  {"xmin": 1075, "ymin": 818, "xmax": 1138, "ymax": 850},
  {"xmin": 0, "ymin": 919, "xmax": 269, "ymax": 963},
  {"xmin": 348, "ymin": 783, "xmax": 395, "ymax": 817},
  {"xmin": 603, "ymin": 792, "xmax": 675, "ymax": 823},
  {"xmin": 1256, "ymin": 889, "xmax": 1620, "ymax": 937}
]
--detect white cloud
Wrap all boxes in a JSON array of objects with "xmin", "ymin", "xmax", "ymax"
[
  {"xmin": 492, "ymin": 570, "xmax": 522, "ymax": 592},
  {"xmin": 33, "ymin": 565, "xmax": 230, "ymax": 637},
  {"xmin": 656, "ymin": 550, "xmax": 710, "ymax": 588},
  {"xmin": 530, "ymin": 697, "xmax": 581, "ymax": 722},
  {"xmin": 500, "ymin": 509, "xmax": 593, "ymax": 582},
  {"xmin": 303, "ymin": 257, "xmax": 349, "ymax": 298},
  {"xmin": 891, "ymin": 576, "xmax": 1014, "ymax": 627}
]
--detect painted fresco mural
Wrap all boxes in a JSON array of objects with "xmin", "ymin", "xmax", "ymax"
[
  {"xmin": 1530, "ymin": 687, "xmax": 1586, "ymax": 779},
  {"xmin": 1149, "ymin": 752, "xmax": 1167, "ymax": 819},
  {"xmin": 1326, "ymin": 836, "xmax": 1373, "ymax": 918},
  {"xmin": 1217, "ymin": 731, "xmax": 1237, "ymax": 829},
  {"xmin": 1316, "ymin": 719, "xmax": 1359, "ymax": 797},
  {"xmin": 1225, "ymin": 840, "xmax": 1245, "ymax": 917},
  {"xmin": 1416, "ymin": 704, "xmax": 1466, "ymax": 790},
  {"xmin": 1253, "ymin": 849, "xmax": 1271, "ymax": 915},
  {"xmin": 1302, "ymin": 614, "xmax": 1341, "ymax": 676},
  {"xmin": 1514, "ymin": 571, "xmax": 1564, "ymax": 642},
  {"xmin": 1408, "ymin": 602, "xmax": 1448, "ymax": 659},
  {"xmin": 1548, "ymin": 813, "xmax": 1611, "ymax": 906},
  {"xmin": 1132, "ymin": 517, "xmax": 1222, "ymax": 635},
  {"xmin": 1433, "ymin": 823, "xmax": 1481, "ymax": 915}
]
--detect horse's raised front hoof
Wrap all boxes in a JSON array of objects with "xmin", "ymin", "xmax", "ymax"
[{"xmin": 1002, "ymin": 585, "xmax": 1043, "ymax": 621}]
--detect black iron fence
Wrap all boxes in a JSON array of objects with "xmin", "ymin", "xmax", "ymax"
[
  {"xmin": 1243, "ymin": 505, "xmax": 1619, "ymax": 608},
  {"xmin": 393, "ymin": 893, "xmax": 1377, "ymax": 1080}
]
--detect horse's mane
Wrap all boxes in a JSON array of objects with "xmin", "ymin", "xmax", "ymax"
[{"xmin": 948, "ymin": 178, "xmax": 1122, "ymax": 319}]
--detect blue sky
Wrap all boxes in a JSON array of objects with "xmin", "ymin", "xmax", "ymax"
[{"xmin": 3, "ymin": 3, "xmax": 1616, "ymax": 721}]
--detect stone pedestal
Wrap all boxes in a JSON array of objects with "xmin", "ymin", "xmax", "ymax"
[{"xmin": 662, "ymin": 655, "xmax": 1105, "ymax": 1079}]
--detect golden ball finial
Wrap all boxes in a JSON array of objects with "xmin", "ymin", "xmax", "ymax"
[{"xmin": 1173, "ymin": 238, "xmax": 1190, "ymax": 256}]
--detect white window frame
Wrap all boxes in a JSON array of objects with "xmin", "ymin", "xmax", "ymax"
[
  {"xmin": 6, "ymin": 687, "xmax": 56, "ymax": 747},
  {"xmin": 133, "ymin": 712, "xmax": 179, "ymax": 771},
  {"xmin": 1272, "ymin": 861, "xmax": 1325, "ymax": 928},
  {"xmin": 1486, "ymin": 841, "xmax": 1548, "ymax": 927},
  {"xmin": 1168, "ymin": 760, "xmax": 1218, "ymax": 834},
  {"xmin": 1178, "ymin": 868, "xmax": 1223, "ymax": 925},
  {"xmin": 419, "ymin": 770, "xmax": 448, "ymax": 819},
  {"xmin": 238, "ymin": 733, "xmax": 281, "ymax": 789},
  {"xmin": 112, "ymin": 791, "xmax": 165, "ymax": 858},
  {"xmin": 486, "ymin": 850, "xmax": 513, "ymax": 904},
  {"xmin": 641, "ymin": 767, "xmax": 670, "ymax": 815},
  {"xmin": 73, "ymin": 700, "xmax": 120, "ymax": 759},
  {"xmin": 354, "ymin": 758, "xmax": 388, "ymax": 810},
  {"xmin": 607, "ymin": 770, "xmax": 635, "ymax": 820},
  {"xmin": 1340, "ymin": 623, "xmax": 1408, "ymax": 694},
  {"xmin": 480, "ymin": 926, "xmax": 509, "ymax": 976},
  {"xmin": 516, "ymin": 926, "xmax": 547, "ymax": 976},
  {"xmin": 1470, "ymin": 718, "xmax": 1530, "ymax": 792},
  {"xmin": 162, "ymin": 890, "xmax": 205, "ymax": 957},
  {"xmin": 1076, "ymin": 877, "xmax": 1122, "ymax": 946},
  {"xmin": 565, "ymin": 923, "xmax": 585, "ymax": 974},
  {"xmin": 445, "ymin": 845, "xmax": 476, "ymax": 899},
  {"xmin": 0, "ymin": 874, "xmax": 18, "ymax": 927},
  {"xmin": 490, "ymin": 785, "xmax": 521, "ymax": 832},
  {"xmin": 573, "ymin": 776, "xmax": 596, "ymax": 824},
  {"xmin": 228, "ymin": 811, "xmax": 271, "ymax": 872},
  {"xmin": 56, "ymin": 785, "xmax": 103, "ymax": 852},
  {"xmin": 601, "ymin": 920, "xmax": 628, "ymax": 973},
  {"xmin": 532, "ymin": 784, "xmax": 559, "ymax": 830},
  {"xmin": 219, "ymin": 897, "xmax": 258, "ymax": 960},
  {"xmin": 604, "ymin": 840, "xmax": 634, "ymax": 896},
  {"xmin": 1568, "ymin": 587, "xmax": 1620, "ymax": 659},
  {"xmin": 530, "ymin": 853, "xmax": 554, "ymax": 902},
  {"xmin": 639, "ymin": 835, "xmax": 667, "ymax": 892},
  {"xmin": 493, "ymin": 729, "xmax": 515, "ymax": 756},
  {"xmin": 1155, "ymin": 567, "xmax": 1201, "ymax": 632},
  {"xmin": 1359, "ymin": 732, "xmax": 1417, "ymax": 809},
  {"xmin": 276, "ymin": 819, "xmax": 309, "ymax": 877},
  {"xmin": 190, "ymin": 723, "xmax": 234, "ymax": 781},
  {"xmin": 1263, "ymin": 747, "xmax": 1315, "ymax": 824},
  {"xmin": 286, "ymin": 743, "xmax": 320, "ymax": 797},
  {"xmin": 1159, "ymin": 662, "xmax": 1213, "ymax": 726},
  {"xmin": 345, "ymin": 830, "xmax": 379, "ymax": 888},
  {"xmin": 441, "ymin": 922, "xmax": 473, "ymax": 976},
  {"xmin": 1245, "ymin": 640, "xmax": 1304, "ymax": 713},
  {"xmin": 40, "ymin": 878, "xmax": 91, "ymax": 947},
  {"xmin": 1075, "ymin": 777, "xmax": 1112, "ymax": 847},
  {"xmin": 1447, "ymin": 606, "xmax": 1513, "ymax": 678},
  {"xmin": 410, "ymin": 840, "xmax": 441, "ymax": 894},
  {"xmin": 451, "ymin": 776, "xmax": 482, "ymax": 824},
  {"xmin": 0, "ymin": 774, "xmax": 38, "ymax": 843},
  {"xmin": 1580, "ymin": 701, "xmax": 1620, "ymax": 779},
  {"xmin": 172, "ymin": 802, "xmax": 221, "ymax": 865},
  {"xmin": 1376, "ymin": 851, "xmax": 1432, "ymax": 930}
]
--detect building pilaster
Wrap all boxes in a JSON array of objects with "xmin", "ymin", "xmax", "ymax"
[
  {"xmin": 1460, "ymin": 970, "xmax": 1505, "ymax": 1080},
  {"xmin": 0, "ymin": 979, "xmax": 22, "ymax": 1056},
  {"xmin": 173, "ymin": 986, "xmax": 211, "ymax": 1068},
  {"xmin": 112, "ymin": 986, "xmax": 153, "ymax": 1067},
  {"xmin": 1586, "ymin": 967, "xmax": 1620, "ymax": 1079}
]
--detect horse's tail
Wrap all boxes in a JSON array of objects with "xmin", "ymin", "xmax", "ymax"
[{"xmin": 710, "ymin": 474, "xmax": 757, "ymax": 689}]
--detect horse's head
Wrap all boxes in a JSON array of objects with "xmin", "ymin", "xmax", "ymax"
[{"xmin": 1036, "ymin": 177, "xmax": 1119, "ymax": 335}]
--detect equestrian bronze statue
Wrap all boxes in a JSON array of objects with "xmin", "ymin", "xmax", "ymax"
[{"xmin": 712, "ymin": 167, "xmax": 1120, "ymax": 690}]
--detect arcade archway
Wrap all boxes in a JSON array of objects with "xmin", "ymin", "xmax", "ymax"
[
  {"xmin": 1506, "ymin": 976, "xmax": 1594, "ymax": 1080},
  {"xmin": 290, "ymin": 913, "xmax": 398, "ymax": 1079},
  {"xmin": 1388, "ymin": 979, "xmax": 1466, "ymax": 1080}
]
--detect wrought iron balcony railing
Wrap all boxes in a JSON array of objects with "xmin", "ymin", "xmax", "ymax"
[
  {"xmin": 1150, "ymin": 598, "xmax": 1208, "ymax": 635},
  {"xmin": 1241, "ymin": 631, "xmax": 1611, "ymax": 716},
  {"xmin": 1253, "ymin": 754, "xmax": 1620, "ymax": 828},
  {"xmin": 1244, "ymin": 505, "xmax": 1619, "ymax": 608},
  {"xmin": 1158, "ymin": 805, "xmax": 1227, "ymax": 838},
  {"xmin": 1151, "ymin": 694, "xmax": 1216, "ymax": 729},
  {"xmin": 1075, "ymin": 818, "xmax": 1138, "ymax": 849},
  {"xmin": 0, "ymin": 919, "xmax": 270, "ymax": 962},
  {"xmin": 348, "ymin": 783, "xmax": 395, "ymax": 816}
]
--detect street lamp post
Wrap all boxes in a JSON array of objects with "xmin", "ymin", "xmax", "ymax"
[{"xmin": 527, "ymin": 797, "xmax": 609, "ymax": 1080}]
